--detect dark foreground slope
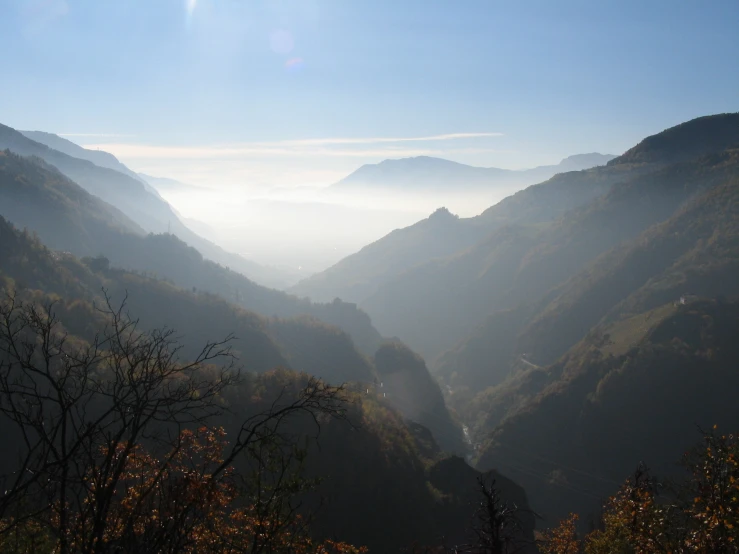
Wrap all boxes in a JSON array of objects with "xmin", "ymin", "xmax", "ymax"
[
  {"xmin": 0, "ymin": 215, "xmax": 532, "ymax": 552},
  {"xmin": 476, "ymin": 299, "xmax": 739, "ymax": 525},
  {"xmin": 300, "ymin": 392, "xmax": 535, "ymax": 551}
]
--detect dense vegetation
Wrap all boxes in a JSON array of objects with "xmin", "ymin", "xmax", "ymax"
[
  {"xmin": 294, "ymin": 113, "xmax": 739, "ymax": 538},
  {"xmin": 540, "ymin": 429, "xmax": 739, "ymax": 553},
  {"xmin": 417, "ymin": 115, "xmax": 739, "ymax": 526},
  {"xmin": 374, "ymin": 341, "xmax": 465, "ymax": 453},
  {"xmin": 358, "ymin": 133, "xmax": 739, "ymax": 362},
  {"xmin": 0, "ymin": 290, "xmax": 364, "ymax": 554},
  {"xmin": 0, "ymin": 214, "xmax": 535, "ymax": 551},
  {"xmin": 474, "ymin": 298, "xmax": 739, "ymax": 523},
  {"xmin": 0, "ymin": 210, "xmax": 469, "ymax": 456}
]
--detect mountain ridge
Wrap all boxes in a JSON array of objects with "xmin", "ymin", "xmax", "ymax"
[
  {"xmin": 332, "ymin": 152, "xmax": 617, "ymax": 191},
  {"xmin": 0, "ymin": 152, "xmax": 468, "ymax": 452},
  {"xmin": 2, "ymin": 124, "xmax": 294, "ymax": 289},
  {"xmin": 21, "ymin": 130, "xmax": 156, "ymax": 191}
]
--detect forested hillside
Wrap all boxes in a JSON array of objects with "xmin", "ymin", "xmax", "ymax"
[
  {"xmin": 290, "ymin": 207, "xmax": 487, "ymax": 304},
  {"xmin": 430, "ymin": 146, "xmax": 739, "ymax": 377},
  {"xmin": 0, "ymin": 139, "xmax": 467, "ymax": 450},
  {"xmin": 294, "ymin": 153, "xmax": 630, "ymax": 307},
  {"xmin": 290, "ymin": 113, "xmax": 739, "ymax": 529},
  {"xmin": 422, "ymin": 114, "xmax": 739, "ymax": 526},
  {"xmin": 6, "ymin": 2, "xmax": 739, "ymax": 551},
  {"xmin": 477, "ymin": 299, "xmax": 739, "ymax": 524},
  {"xmin": 0, "ymin": 150, "xmax": 382, "ymax": 356},
  {"xmin": 0, "ymin": 211, "xmax": 531, "ymax": 551},
  {"xmin": 361, "ymin": 135, "xmax": 739, "ymax": 361},
  {"xmin": 518, "ymin": 150, "xmax": 739, "ymax": 365}
]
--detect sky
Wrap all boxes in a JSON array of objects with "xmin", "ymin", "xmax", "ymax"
[{"xmin": 1, "ymin": 0, "xmax": 738, "ymax": 192}]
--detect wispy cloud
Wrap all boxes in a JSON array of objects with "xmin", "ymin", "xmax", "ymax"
[
  {"xmin": 185, "ymin": 0, "xmax": 197, "ymax": 17},
  {"xmin": 60, "ymin": 133, "xmax": 136, "ymax": 138},
  {"xmin": 82, "ymin": 132, "xmax": 504, "ymax": 159},
  {"xmin": 184, "ymin": 0, "xmax": 197, "ymax": 28},
  {"xmin": 276, "ymin": 132, "xmax": 503, "ymax": 146},
  {"xmin": 20, "ymin": 0, "xmax": 68, "ymax": 36}
]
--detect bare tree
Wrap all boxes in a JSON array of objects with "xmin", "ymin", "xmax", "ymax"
[
  {"xmin": 454, "ymin": 477, "xmax": 534, "ymax": 554},
  {"xmin": 0, "ymin": 290, "xmax": 352, "ymax": 554}
]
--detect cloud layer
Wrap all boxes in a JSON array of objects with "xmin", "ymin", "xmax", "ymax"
[{"xmin": 81, "ymin": 132, "xmax": 504, "ymax": 160}]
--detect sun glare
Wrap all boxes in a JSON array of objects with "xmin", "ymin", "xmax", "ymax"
[{"xmin": 185, "ymin": 0, "xmax": 196, "ymax": 25}]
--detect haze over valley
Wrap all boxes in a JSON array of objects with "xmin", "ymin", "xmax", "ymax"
[
  {"xmin": 63, "ymin": 141, "xmax": 617, "ymax": 279},
  {"xmin": 2, "ymin": 1, "xmax": 739, "ymax": 552}
]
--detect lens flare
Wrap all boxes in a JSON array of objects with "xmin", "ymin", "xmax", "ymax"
[
  {"xmin": 285, "ymin": 57, "xmax": 305, "ymax": 70},
  {"xmin": 270, "ymin": 29, "xmax": 294, "ymax": 54},
  {"xmin": 185, "ymin": 0, "xmax": 196, "ymax": 27}
]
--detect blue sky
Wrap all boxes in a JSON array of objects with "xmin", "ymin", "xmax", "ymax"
[{"xmin": 1, "ymin": 0, "xmax": 738, "ymax": 189}]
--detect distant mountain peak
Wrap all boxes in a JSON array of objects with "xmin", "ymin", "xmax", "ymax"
[
  {"xmin": 429, "ymin": 206, "xmax": 458, "ymax": 221},
  {"xmin": 332, "ymin": 152, "xmax": 617, "ymax": 192},
  {"xmin": 350, "ymin": 156, "xmax": 472, "ymax": 177},
  {"xmin": 560, "ymin": 152, "xmax": 611, "ymax": 161},
  {"xmin": 376, "ymin": 156, "xmax": 467, "ymax": 167}
]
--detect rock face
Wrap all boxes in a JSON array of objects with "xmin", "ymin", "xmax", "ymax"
[
  {"xmin": 427, "ymin": 455, "xmax": 537, "ymax": 551},
  {"xmin": 374, "ymin": 341, "xmax": 466, "ymax": 454}
]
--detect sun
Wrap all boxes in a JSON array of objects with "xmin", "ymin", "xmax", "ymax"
[{"xmin": 185, "ymin": 0, "xmax": 197, "ymax": 24}]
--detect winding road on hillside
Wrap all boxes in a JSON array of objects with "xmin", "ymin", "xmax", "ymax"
[{"xmin": 519, "ymin": 356, "xmax": 542, "ymax": 370}]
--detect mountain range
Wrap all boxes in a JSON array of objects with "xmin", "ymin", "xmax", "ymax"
[
  {"xmin": 332, "ymin": 153, "xmax": 616, "ymax": 191},
  {"xmin": 4, "ymin": 110, "xmax": 739, "ymax": 541},
  {"xmin": 0, "ymin": 209, "xmax": 533, "ymax": 550},
  {"xmin": 0, "ymin": 131, "xmax": 512, "ymax": 549},
  {"xmin": 292, "ymin": 112, "xmax": 739, "ymax": 523},
  {"xmin": 0, "ymin": 133, "xmax": 469, "ymax": 454},
  {"xmin": 2, "ymin": 125, "xmax": 296, "ymax": 289},
  {"xmin": 291, "ymin": 156, "xmax": 626, "ymax": 308}
]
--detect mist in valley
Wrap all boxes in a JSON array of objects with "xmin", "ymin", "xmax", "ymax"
[
  {"xmin": 2, "ymin": 1, "xmax": 739, "ymax": 552},
  {"xmin": 143, "ymin": 170, "xmax": 540, "ymax": 280}
]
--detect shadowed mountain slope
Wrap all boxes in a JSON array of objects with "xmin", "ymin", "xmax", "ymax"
[
  {"xmin": 0, "ymin": 212, "xmax": 533, "ymax": 551},
  {"xmin": 2, "ymin": 124, "xmax": 292, "ymax": 288},
  {"xmin": 0, "ymin": 157, "xmax": 464, "ymax": 453},
  {"xmin": 368, "ymin": 146, "xmax": 739, "ymax": 360},
  {"xmin": 0, "ymin": 151, "xmax": 383, "ymax": 357}
]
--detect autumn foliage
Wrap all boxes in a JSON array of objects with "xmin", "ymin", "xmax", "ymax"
[
  {"xmin": 539, "ymin": 427, "xmax": 739, "ymax": 553},
  {"xmin": 65, "ymin": 427, "xmax": 366, "ymax": 553},
  {"xmin": 0, "ymin": 293, "xmax": 366, "ymax": 553}
]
